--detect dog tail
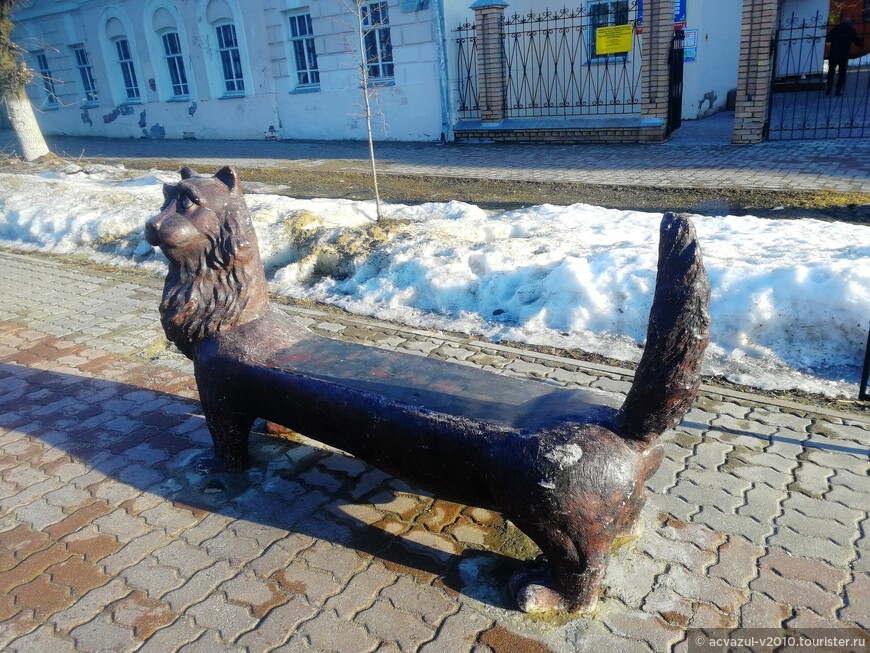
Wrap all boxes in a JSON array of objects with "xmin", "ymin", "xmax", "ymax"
[{"xmin": 616, "ymin": 213, "xmax": 710, "ymax": 443}]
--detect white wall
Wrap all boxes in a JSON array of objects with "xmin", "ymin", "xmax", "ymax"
[
  {"xmin": 681, "ymin": 0, "xmax": 741, "ymax": 120},
  {"xmin": 269, "ymin": 0, "xmax": 443, "ymax": 141},
  {"xmin": 776, "ymin": 0, "xmax": 829, "ymax": 77},
  {"xmin": 15, "ymin": 0, "xmax": 445, "ymax": 141}
]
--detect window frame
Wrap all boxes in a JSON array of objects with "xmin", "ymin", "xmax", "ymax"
[
  {"xmin": 215, "ymin": 21, "xmax": 245, "ymax": 96},
  {"xmin": 113, "ymin": 37, "xmax": 141, "ymax": 101},
  {"xmin": 361, "ymin": 1, "xmax": 394, "ymax": 82},
  {"xmin": 33, "ymin": 51, "xmax": 59, "ymax": 107},
  {"xmin": 72, "ymin": 44, "xmax": 99, "ymax": 106},
  {"xmin": 586, "ymin": 0, "xmax": 631, "ymax": 63},
  {"xmin": 286, "ymin": 10, "xmax": 320, "ymax": 91},
  {"xmin": 160, "ymin": 31, "xmax": 190, "ymax": 99}
]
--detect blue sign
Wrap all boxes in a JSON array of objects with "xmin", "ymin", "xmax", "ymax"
[{"xmin": 636, "ymin": 0, "xmax": 687, "ymax": 26}]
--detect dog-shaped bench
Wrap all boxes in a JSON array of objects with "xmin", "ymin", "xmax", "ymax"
[{"xmin": 145, "ymin": 166, "xmax": 710, "ymax": 614}]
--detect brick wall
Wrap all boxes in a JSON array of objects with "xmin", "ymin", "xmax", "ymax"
[
  {"xmin": 732, "ymin": 0, "xmax": 779, "ymax": 143},
  {"xmin": 639, "ymin": 0, "xmax": 674, "ymax": 142},
  {"xmin": 454, "ymin": 127, "xmax": 644, "ymax": 143}
]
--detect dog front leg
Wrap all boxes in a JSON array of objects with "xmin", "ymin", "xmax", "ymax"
[{"xmin": 200, "ymin": 400, "xmax": 254, "ymax": 473}]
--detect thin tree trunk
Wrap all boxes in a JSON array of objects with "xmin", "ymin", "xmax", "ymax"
[
  {"xmin": 5, "ymin": 84, "xmax": 48, "ymax": 161},
  {"xmin": 355, "ymin": 5, "xmax": 382, "ymax": 220}
]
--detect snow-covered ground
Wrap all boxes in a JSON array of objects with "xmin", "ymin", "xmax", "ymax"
[{"xmin": 0, "ymin": 164, "xmax": 867, "ymax": 398}]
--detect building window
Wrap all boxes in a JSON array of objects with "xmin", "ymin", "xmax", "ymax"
[
  {"xmin": 72, "ymin": 45, "xmax": 98, "ymax": 104},
  {"xmin": 114, "ymin": 38, "xmax": 140, "ymax": 100},
  {"xmin": 587, "ymin": 1, "xmax": 629, "ymax": 60},
  {"xmin": 361, "ymin": 1, "xmax": 393, "ymax": 80},
  {"xmin": 288, "ymin": 12, "xmax": 319, "ymax": 88},
  {"xmin": 161, "ymin": 32, "xmax": 189, "ymax": 98},
  {"xmin": 34, "ymin": 51, "xmax": 58, "ymax": 106},
  {"xmin": 216, "ymin": 23, "xmax": 245, "ymax": 94}
]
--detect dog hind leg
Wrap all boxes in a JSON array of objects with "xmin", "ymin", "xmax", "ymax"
[{"xmin": 512, "ymin": 519, "xmax": 613, "ymax": 614}]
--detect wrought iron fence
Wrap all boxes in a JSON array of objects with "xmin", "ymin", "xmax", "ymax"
[
  {"xmin": 768, "ymin": 11, "xmax": 870, "ymax": 139},
  {"xmin": 454, "ymin": 2, "xmax": 643, "ymax": 120},
  {"xmin": 454, "ymin": 21, "xmax": 479, "ymax": 119},
  {"xmin": 502, "ymin": 3, "xmax": 642, "ymax": 118}
]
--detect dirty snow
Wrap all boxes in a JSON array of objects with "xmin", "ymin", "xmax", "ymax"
[{"xmin": 0, "ymin": 165, "xmax": 867, "ymax": 399}]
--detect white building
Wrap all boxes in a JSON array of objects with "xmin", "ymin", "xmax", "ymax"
[{"xmin": 16, "ymin": 0, "xmax": 449, "ymax": 141}]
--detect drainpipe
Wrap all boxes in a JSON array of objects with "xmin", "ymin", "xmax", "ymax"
[{"xmin": 431, "ymin": 0, "xmax": 452, "ymax": 142}]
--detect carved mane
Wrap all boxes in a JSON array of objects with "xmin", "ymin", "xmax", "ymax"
[{"xmin": 157, "ymin": 171, "xmax": 269, "ymax": 359}]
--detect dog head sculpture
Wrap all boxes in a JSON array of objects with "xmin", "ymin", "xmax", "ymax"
[{"xmin": 145, "ymin": 166, "xmax": 269, "ymax": 358}]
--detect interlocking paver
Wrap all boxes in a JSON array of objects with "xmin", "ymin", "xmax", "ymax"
[
  {"xmin": 220, "ymin": 571, "xmax": 287, "ymax": 617},
  {"xmin": 235, "ymin": 596, "xmax": 317, "ymax": 653},
  {"xmin": 69, "ymin": 613, "xmax": 140, "ymax": 653},
  {"xmin": 6, "ymin": 624, "xmax": 77, "ymax": 653},
  {"xmin": 300, "ymin": 607, "xmax": 380, "ymax": 653},
  {"xmin": 121, "ymin": 557, "xmax": 184, "ymax": 598},
  {"xmin": 325, "ymin": 562, "xmax": 397, "ymax": 619},
  {"xmin": 100, "ymin": 530, "xmax": 168, "ymax": 575},
  {"xmin": 187, "ymin": 593, "xmax": 259, "ymax": 641},
  {"xmin": 136, "ymin": 616, "xmax": 204, "ymax": 653},
  {"xmin": 162, "ymin": 561, "xmax": 238, "ymax": 613},
  {"xmin": 598, "ymin": 600, "xmax": 685, "ymax": 653}
]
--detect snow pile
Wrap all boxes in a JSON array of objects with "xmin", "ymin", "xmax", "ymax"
[{"xmin": 0, "ymin": 166, "xmax": 867, "ymax": 398}]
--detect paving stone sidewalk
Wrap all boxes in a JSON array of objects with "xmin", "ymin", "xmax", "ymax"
[
  {"xmin": 2, "ymin": 115, "xmax": 870, "ymax": 193},
  {"xmin": 0, "ymin": 250, "xmax": 868, "ymax": 653}
]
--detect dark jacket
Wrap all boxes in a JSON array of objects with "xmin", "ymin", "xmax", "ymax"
[{"xmin": 827, "ymin": 22, "xmax": 863, "ymax": 61}]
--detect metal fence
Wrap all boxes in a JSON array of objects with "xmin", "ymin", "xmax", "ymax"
[
  {"xmin": 454, "ymin": 1, "xmax": 643, "ymax": 120},
  {"xmin": 454, "ymin": 21, "xmax": 479, "ymax": 119},
  {"xmin": 768, "ymin": 11, "xmax": 870, "ymax": 140}
]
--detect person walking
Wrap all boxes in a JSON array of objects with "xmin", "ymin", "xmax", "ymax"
[{"xmin": 826, "ymin": 16, "xmax": 863, "ymax": 96}]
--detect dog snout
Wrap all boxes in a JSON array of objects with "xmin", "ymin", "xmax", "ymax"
[{"xmin": 145, "ymin": 214, "xmax": 164, "ymax": 246}]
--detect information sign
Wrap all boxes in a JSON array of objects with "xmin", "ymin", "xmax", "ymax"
[{"xmin": 595, "ymin": 24, "xmax": 634, "ymax": 55}]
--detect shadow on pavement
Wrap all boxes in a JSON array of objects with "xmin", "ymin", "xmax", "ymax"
[{"xmin": 0, "ymin": 362, "xmax": 527, "ymax": 611}]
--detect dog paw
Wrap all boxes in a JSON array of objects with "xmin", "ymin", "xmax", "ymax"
[
  {"xmin": 515, "ymin": 582, "xmax": 568, "ymax": 613},
  {"xmin": 195, "ymin": 454, "xmax": 246, "ymax": 475}
]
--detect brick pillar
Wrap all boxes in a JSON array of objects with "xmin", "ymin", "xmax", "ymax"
[
  {"xmin": 732, "ymin": 0, "xmax": 779, "ymax": 143},
  {"xmin": 470, "ymin": 0, "xmax": 508, "ymax": 123},
  {"xmin": 639, "ymin": 0, "xmax": 674, "ymax": 142}
]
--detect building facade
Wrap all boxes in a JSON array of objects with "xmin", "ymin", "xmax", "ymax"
[
  {"xmin": 16, "ymin": 0, "xmax": 447, "ymax": 141},
  {"xmin": 15, "ymin": 0, "xmax": 858, "ymax": 144},
  {"xmin": 15, "ymin": 0, "xmax": 685, "ymax": 143}
]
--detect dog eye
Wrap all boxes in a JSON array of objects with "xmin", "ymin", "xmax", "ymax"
[{"xmin": 178, "ymin": 195, "xmax": 194, "ymax": 212}]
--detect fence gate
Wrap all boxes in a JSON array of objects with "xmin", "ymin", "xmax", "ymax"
[
  {"xmin": 768, "ymin": 11, "xmax": 870, "ymax": 140},
  {"xmin": 667, "ymin": 29, "xmax": 685, "ymax": 135}
]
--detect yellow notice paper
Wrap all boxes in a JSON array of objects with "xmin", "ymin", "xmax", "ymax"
[{"xmin": 595, "ymin": 24, "xmax": 634, "ymax": 55}]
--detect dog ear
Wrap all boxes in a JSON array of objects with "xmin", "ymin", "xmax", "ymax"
[
  {"xmin": 179, "ymin": 166, "xmax": 199, "ymax": 180},
  {"xmin": 214, "ymin": 166, "xmax": 241, "ymax": 194}
]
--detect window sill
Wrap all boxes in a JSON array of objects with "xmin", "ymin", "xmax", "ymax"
[
  {"xmin": 290, "ymin": 86, "xmax": 320, "ymax": 94},
  {"xmin": 121, "ymin": 99, "xmax": 143, "ymax": 105},
  {"xmin": 220, "ymin": 92, "xmax": 246, "ymax": 99},
  {"xmin": 365, "ymin": 78, "xmax": 395, "ymax": 88},
  {"xmin": 586, "ymin": 56, "xmax": 631, "ymax": 65},
  {"xmin": 42, "ymin": 103, "xmax": 60, "ymax": 111},
  {"xmin": 167, "ymin": 96, "xmax": 191, "ymax": 102},
  {"xmin": 82, "ymin": 101, "xmax": 99, "ymax": 108}
]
